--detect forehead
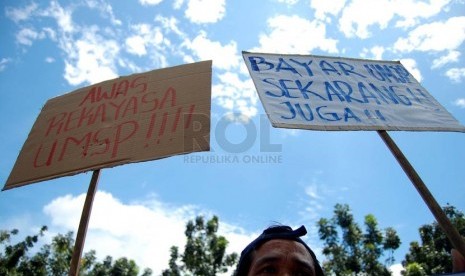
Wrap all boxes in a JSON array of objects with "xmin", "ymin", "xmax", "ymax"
[
  {"xmin": 255, "ymin": 239, "xmax": 311, "ymax": 255},
  {"xmin": 252, "ymin": 239, "xmax": 314, "ymax": 264}
]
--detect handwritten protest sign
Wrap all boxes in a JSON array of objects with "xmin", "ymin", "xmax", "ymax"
[
  {"xmin": 243, "ymin": 52, "xmax": 465, "ymax": 132},
  {"xmin": 4, "ymin": 61, "xmax": 212, "ymax": 190}
]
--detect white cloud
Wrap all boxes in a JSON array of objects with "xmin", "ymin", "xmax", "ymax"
[
  {"xmin": 44, "ymin": 191, "xmax": 191, "ymax": 274},
  {"xmin": 40, "ymin": 0, "xmax": 75, "ymax": 33},
  {"xmin": 305, "ymin": 184, "xmax": 322, "ymax": 200},
  {"xmin": 401, "ymin": 58, "xmax": 422, "ymax": 83},
  {"xmin": 43, "ymin": 191, "xmax": 252, "ymax": 275},
  {"xmin": 298, "ymin": 180, "xmax": 326, "ymax": 224},
  {"xmin": 155, "ymin": 15, "xmax": 185, "ymax": 38},
  {"xmin": 446, "ymin": 68, "xmax": 465, "ymax": 83},
  {"xmin": 125, "ymin": 24, "xmax": 165, "ymax": 57},
  {"xmin": 16, "ymin": 28, "xmax": 45, "ymax": 46},
  {"xmin": 125, "ymin": 19, "xmax": 183, "ymax": 69},
  {"xmin": 432, "ymin": 50, "xmax": 461, "ymax": 69},
  {"xmin": 12, "ymin": 1, "xmax": 124, "ymax": 86},
  {"xmin": 15, "ymin": 26, "xmax": 56, "ymax": 46},
  {"xmin": 278, "ymin": 128, "xmax": 303, "ymax": 138},
  {"xmin": 8, "ymin": 1, "xmax": 181, "ymax": 86},
  {"xmin": 361, "ymin": 46, "xmax": 385, "ymax": 60},
  {"xmin": 0, "ymin": 58, "xmax": 11, "ymax": 71},
  {"xmin": 393, "ymin": 0, "xmax": 451, "ymax": 28},
  {"xmin": 183, "ymin": 31, "xmax": 240, "ymax": 70},
  {"xmin": 126, "ymin": 35, "xmax": 148, "ymax": 56},
  {"xmin": 213, "ymin": 72, "xmax": 259, "ymax": 122},
  {"xmin": 277, "ymin": 0, "xmax": 299, "ymax": 5},
  {"xmin": 339, "ymin": 0, "xmax": 394, "ymax": 39},
  {"xmin": 45, "ymin": 57, "xmax": 55, "ymax": 63},
  {"xmin": 185, "ymin": 0, "xmax": 226, "ymax": 24},
  {"xmin": 85, "ymin": 0, "xmax": 122, "ymax": 26},
  {"xmin": 390, "ymin": 263, "xmax": 404, "ymax": 276},
  {"xmin": 139, "ymin": 0, "xmax": 163, "ymax": 5},
  {"xmin": 117, "ymin": 59, "xmax": 143, "ymax": 73},
  {"xmin": 43, "ymin": 27, "xmax": 57, "ymax": 41},
  {"xmin": 394, "ymin": 16, "xmax": 465, "ymax": 53},
  {"xmin": 310, "ymin": 0, "xmax": 347, "ymax": 22},
  {"xmin": 454, "ymin": 98, "xmax": 465, "ymax": 108},
  {"xmin": 63, "ymin": 27, "xmax": 120, "ymax": 85},
  {"xmin": 5, "ymin": 3, "xmax": 38, "ymax": 23},
  {"xmin": 173, "ymin": 0, "xmax": 185, "ymax": 9},
  {"xmin": 336, "ymin": 0, "xmax": 451, "ymax": 39},
  {"xmin": 254, "ymin": 15, "xmax": 338, "ymax": 54}
]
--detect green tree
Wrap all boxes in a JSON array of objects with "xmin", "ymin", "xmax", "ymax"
[
  {"xmin": 402, "ymin": 205, "xmax": 465, "ymax": 275},
  {"xmin": 0, "ymin": 226, "xmax": 48, "ymax": 275},
  {"xmin": 163, "ymin": 246, "xmax": 181, "ymax": 276},
  {"xmin": 162, "ymin": 215, "xmax": 238, "ymax": 276},
  {"xmin": 403, "ymin": 263, "xmax": 426, "ymax": 276},
  {"xmin": 87, "ymin": 255, "xmax": 110, "ymax": 275},
  {"xmin": 49, "ymin": 231, "xmax": 75, "ymax": 275},
  {"xmin": 317, "ymin": 203, "xmax": 401, "ymax": 275},
  {"xmin": 111, "ymin": 257, "xmax": 139, "ymax": 276},
  {"xmin": 0, "ymin": 226, "xmax": 152, "ymax": 276}
]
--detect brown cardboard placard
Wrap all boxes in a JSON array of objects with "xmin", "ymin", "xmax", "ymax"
[{"xmin": 4, "ymin": 61, "xmax": 212, "ymax": 190}]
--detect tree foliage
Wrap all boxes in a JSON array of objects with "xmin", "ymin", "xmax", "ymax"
[
  {"xmin": 0, "ymin": 226, "xmax": 152, "ymax": 276},
  {"xmin": 162, "ymin": 215, "xmax": 238, "ymax": 276},
  {"xmin": 317, "ymin": 203, "xmax": 401, "ymax": 275},
  {"xmin": 402, "ymin": 205, "xmax": 465, "ymax": 275}
]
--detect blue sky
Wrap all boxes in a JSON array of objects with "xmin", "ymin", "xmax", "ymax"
[{"xmin": 1, "ymin": 0, "xmax": 465, "ymax": 274}]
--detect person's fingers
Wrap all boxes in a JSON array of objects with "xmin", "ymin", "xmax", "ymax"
[{"xmin": 452, "ymin": 249, "xmax": 465, "ymax": 273}]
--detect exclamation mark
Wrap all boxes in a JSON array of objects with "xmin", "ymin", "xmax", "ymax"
[
  {"xmin": 364, "ymin": 109, "xmax": 372, "ymax": 119},
  {"xmin": 375, "ymin": 110, "xmax": 386, "ymax": 121},
  {"xmin": 157, "ymin": 112, "xmax": 168, "ymax": 144},
  {"xmin": 364, "ymin": 109, "xmax": 386, "ymax": 121},
  {"xmin": 145, "ymin": 113, "xmax": 157, "ymax": 147},
  {"xmin": 172, "ymin": 107, "xmax": 182, "ymax": 133},
  {"xmin": 184, "ymin": 104, "xmax": 196, "ymax": 129}
]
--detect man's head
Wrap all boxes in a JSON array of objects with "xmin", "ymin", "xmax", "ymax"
[{"xmin": 236, "ymin": 225, "xmax": 324, "ymax": 276}]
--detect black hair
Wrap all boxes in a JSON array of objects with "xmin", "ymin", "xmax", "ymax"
[{"xmin": 235, "ymin": 225, "xmax": 324, "ymax": 276}]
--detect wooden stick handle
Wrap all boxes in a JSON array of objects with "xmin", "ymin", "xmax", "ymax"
[
  {"xmin": 377, "ymin": 130, "xmax": 465, "ymax": 258},
  {"xmin": 69, "ymin": 170, "xmax": 101, "ymax": 276}
]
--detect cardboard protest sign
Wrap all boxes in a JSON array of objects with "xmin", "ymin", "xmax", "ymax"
[
  {"xmin": 243, "ymin": 51, "xmax": 465, "ymax": 132},
  {"xmin": 4, "ymin": 61, "xmax": 212, "ymax": 190}
]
